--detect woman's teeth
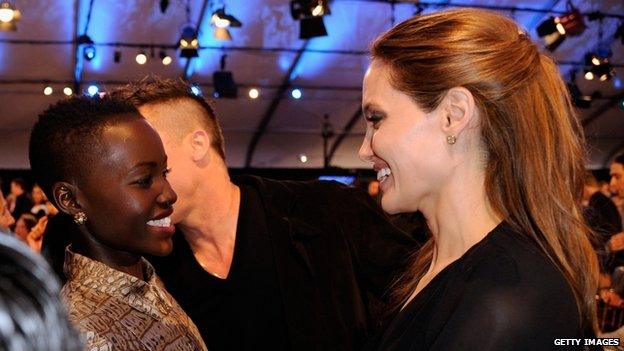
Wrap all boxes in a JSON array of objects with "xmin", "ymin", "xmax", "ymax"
[
  {"xmin": 377, "ymin": 167, "xmax": 392, "ymax": 182},
  {"xmin": 147, "ymin": 217, "xmax": 171, "ymax": 228}
]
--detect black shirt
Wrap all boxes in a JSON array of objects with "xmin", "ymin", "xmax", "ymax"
[
  {"xmin": 367, "ymin": 221, "xmax": 587, "ymax": 351},
  {"xmin": 155, "ymin": 184, "xmax": 289, "ymax": 350}
]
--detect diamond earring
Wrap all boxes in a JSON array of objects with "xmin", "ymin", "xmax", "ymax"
[
  {"xmin": 446, "ymin": 135, "xmax": 457, "ymax": 145},
  {"xmin": 73, "ymin": 211, "xmax": 87, "ymax": 225}
]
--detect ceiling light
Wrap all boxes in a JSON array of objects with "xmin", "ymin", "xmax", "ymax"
[
  {"xmin": 179, "ymin": 25, "xmax": 199, "ymax": 58},
  {"xmin": 584, "ymin": 52, "xmax": 616, "ymax": 82},
  {"xmin": 0, "ymin": 1, "xmax": 20, "ymax": 31},
  {"xmin": 211, "ymin": 8, "xmax": 242, "ymax": 28},
  {"xmin": 77, "ymin": 35, "xmax": 96, "ymax": 61},
  {"xmin": 536, "ymin": 8, "xmax": 585, "ymax": 51},
  {"xmin": 298, "ymin": 153, "xmax": 309, "ymax": 163},
  {"xmin": 63, "ymin": 87, "xmax": 73, "ymax": 96},
  {"xmin": 248, "ymin": 88, "xmax": 260, "ymax": 99},
  {"xmin": 87, "ymin": 85, "xmax": 99, "ymax": 97},
  {"xmin": 210, "ymin": 8, "xmax": 242, "ymax": 41},
  {"xmin": 290, "ymin": 0, "xmax": 330, "ymax": 20},
  {"xmin": 190, "ymin": 84, "xmax": 202, "ymax": 96},
  {"xmin": 160, "ymin": 50, "xmax": 172, "ymax": 65},
  {"xmin": 291, "ymin": 88, "xmax": 302, "ymax": 99},
  {"xmin": 290, "ymin": 1, "xmax": 330, "ymax": 39},
  {"xmin": 43, "ymin": 86, "xmax": 53, "ymax": 96},
  {"xmin": 135, "ymin": 51, "xmax": 148, "ymax": 65}
]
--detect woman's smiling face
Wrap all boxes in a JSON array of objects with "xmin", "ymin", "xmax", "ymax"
[
  {"xmin": 73, "ymin": 117, "xmax": 178, "ymax": 257},
  {"xmin": 359, "ymin": 61, "xmax": 452, "ymax": 214}
]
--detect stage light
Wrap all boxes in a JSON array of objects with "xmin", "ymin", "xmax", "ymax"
[
  {"xmin": 300, "ymin": 17, "xmax": 327, "ymax": 39},
  {"xmin": 290, "ymin": 1, "xmax": 330, "ymax": 39},
  {"xmin": 136, "ymin": 51, "xmax": 148, "ymax": 65},
  {"xmin": 248, "ymin": 88, "xmax": 260, "ymax": 99},
  {"xmin": 536, "ymin": 8, "xmax": 585, "ymax": 51},
  {"xmin": 78, "ymin": 35, "xmax": 96, "ymax": 61},
  {"xmin": 87, "ymin": 85, "xmax": 99, "ymax": 97},
  {"xmin": 0, "ymin": 1, "xmax": 20, "ymax": 31},
  {"xmin": 298, "ymin": 153, "xmax": 309, "ymax": 163},
  {"xmin": 160, "ymin": 50, "xmax": 172, "ymax": 65},
  {"xmin": 179, "ymin": 25, "xmax": 199, "ymax": 58},
  {"xmin": 190, "ymin": 84, "xmax": 202, "ymax": 96},
  {"xmin": 291, "ymin": 88, "xmax": 302, "ymax": 99},
  {"xmin": 213, "ymin": 55, "xmax": 238, "ymax": 98},
  {"xmin": 63, "ymin": 87, "xmax": 73, "ymax": 96},
  {"xmin": 290, "ymin": 0, "xmax": 330, "ymax": 19},
  {"xmin": 43, "ymin": 86, "xmax": 53, "ymax": 96},
  {"xmin": 584, "ymin": 52, "xmax": 615, "ymax": 82},
  {"xmin": 210, "ymin": 8, "xmax": 242, "ymax": 41},
  {"xmin": 614, "ymin": 77, "xmax": 622, "ymax": 89},
  {"xmin": 84, "ymin": 44, "xmax": 96, "ymax": 61}
]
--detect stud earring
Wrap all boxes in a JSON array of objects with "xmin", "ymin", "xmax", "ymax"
[
  {"xmin": 446, "ymin": 135, "xmax": 457, "ymax": 145},
  {"xmin": 73, "ymin": 211, "xmax": 87, "ymax": 225}
]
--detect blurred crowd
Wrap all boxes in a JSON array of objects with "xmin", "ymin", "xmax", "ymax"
[{"xmin": 0, "ymin": 178, "xmax": 57, "ymax": 252}]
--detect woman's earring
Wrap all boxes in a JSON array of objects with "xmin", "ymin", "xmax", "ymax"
[
  {"xmin": 73, "ymin": 211, "xmax": 87, "ymax": 225},
  {"xmin": 446, "ymin": 135, "xmax": 457, "ymax": 145}
]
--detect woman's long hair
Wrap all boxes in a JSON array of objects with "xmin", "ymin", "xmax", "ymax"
[{"xmin": 371, "ymin": 9, "xmax": 599, "ymax": 331}]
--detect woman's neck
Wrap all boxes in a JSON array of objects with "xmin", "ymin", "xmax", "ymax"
[
  {"xmin": 420, "ymin": 169, "xmax": 501, "ymax": 272},
  {"xmin": 72, "ymin": 231, "xmax": 144, "ymax": 280}
]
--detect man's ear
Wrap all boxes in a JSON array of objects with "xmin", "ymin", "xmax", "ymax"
[
  {"xmin": 188, "ymin": 129, "xmax": 212, "ymax": 164},
  {"xmin": 440, "ymin": 87, "xmax": 476, "ymax": 137},
  {"xmin": 52, "ymin": 182, "xmax": 83, "ymax": 216}
]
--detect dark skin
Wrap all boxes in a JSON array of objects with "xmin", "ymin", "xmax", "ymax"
[{"xmin": 53, "ymin": 117, "xmax": 177, "ymax": 280}]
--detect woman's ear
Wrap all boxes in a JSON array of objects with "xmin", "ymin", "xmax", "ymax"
[
  {"xmin": 52, "ymin": 182, "xmax": 83, "ymax": 216},
  {"xmin": 440, "ymin": 87, "xmax": 476, "ymax": 136}
]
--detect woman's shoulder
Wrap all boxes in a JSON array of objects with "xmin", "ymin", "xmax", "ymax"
[
  {"xmin": 465, "ymin": 222, "xmax": 569, "ymax": 287},
  {"xmin": 457, "ymin": 222, "xmax": 580, "ymax": 326}
]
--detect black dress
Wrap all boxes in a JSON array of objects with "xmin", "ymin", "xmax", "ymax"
[{"xmin": 367, "ymin": 221, "xmax": 590, "ymax": 351}]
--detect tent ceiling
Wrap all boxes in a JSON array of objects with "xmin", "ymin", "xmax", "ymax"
[{"xmin": 0, "ymin": 0, "xmax": 622, "ymax": 169}]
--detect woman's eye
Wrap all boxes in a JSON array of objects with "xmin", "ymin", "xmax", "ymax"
[
  {"xmin": 135, "ymin": 176, "xmax": 153, "ymax": 187},
  {"xmin": 366, "ymin": 115, "xmax": 383, "ymax": 128}
]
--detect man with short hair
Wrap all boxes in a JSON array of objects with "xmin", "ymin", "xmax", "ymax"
[{"xmin": 110, "ymin": 79, "xmax": 415, "ymax": 351}]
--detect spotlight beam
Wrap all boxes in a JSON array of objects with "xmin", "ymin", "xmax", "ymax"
[
  {"xmin": 72, "ymin": 0, "xmax": 95, "ymax": 95},
  {"xmin": 244, "ymin": 41, "xmax": 310, "ymax": 168},
  {"xmin": 183, "ymin": 0, "xmax": 210, "ymax": 81}
]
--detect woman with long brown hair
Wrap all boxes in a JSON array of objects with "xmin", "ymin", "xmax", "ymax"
[{"xmin": 359, "ymin": 8, "xmax": 599, "ymax": 350}]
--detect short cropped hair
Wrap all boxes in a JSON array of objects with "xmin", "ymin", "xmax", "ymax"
[
  {"xmin": 29, "ymin": 95, "xmax": 140, "ymax": 203},
  {"xmin": 109, "ymin": 77, "xmax": 226, "ymax": 160},
  {"xmin": 614, "ymin": 154, "xmax": 624, "ymax": 166},
  {"xmin": 0, "ymin": 234, "xmax": 82, "ymax": 350}
]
